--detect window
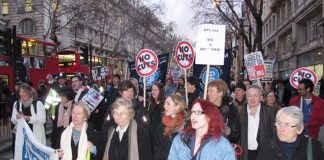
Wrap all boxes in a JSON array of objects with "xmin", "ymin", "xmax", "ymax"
[
  {"xmin": 25, "ymin": 0, "xmax": 32, "ymax": 12},
  {"xmin": 295, "ymin": 0, "xmax": 305, "ymax": 9},
  {"xmin": 20, "ymin": 19, "xmax": 36, "ymax": 34},
  {"xmin": 299, "ymin": 13, "xmax": 322, "ymax": 44},
  {"xmin": 2, "ymin": 1, "xmax": 8, "ymax": 15},
  {"xmin": 280, "ymin": 32, "xmax": 292, "ymax": 54}
]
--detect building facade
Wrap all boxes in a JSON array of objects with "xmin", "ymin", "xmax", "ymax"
[{"xmin": 263, "ymin": 0, "xmax": 324, "ymax": 79}]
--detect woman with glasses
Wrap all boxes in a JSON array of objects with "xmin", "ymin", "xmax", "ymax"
[
  {"xmin": 152, "ymin": 94, "xmax": 189, "ymax": 160},
  {"xmin": 57, "ymin": 102, "xmax": 104, "ymax": 160},
  {"xmin": 256, "ymin": 106, "xmax": 324, "ymax": 160},
  {"xmin": 103, "ymin": 98, "xmax": 152, "ymax": 160},
  {"xmin": 168, "ymin": 99, "xmax": 235, "ymax": 160}
]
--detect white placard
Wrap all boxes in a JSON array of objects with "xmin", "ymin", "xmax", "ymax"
[
  {"xmin": 81, "ymin": 88, "xmax": 104, "ymax": 112},
  {"xmin": 195, "ymin": 24, "xmax": 226, "ymax": 65}
]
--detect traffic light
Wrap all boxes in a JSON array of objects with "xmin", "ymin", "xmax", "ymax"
[{"xmin": 80, "ymin": 45, "xmax": 89, "ymax": 64}]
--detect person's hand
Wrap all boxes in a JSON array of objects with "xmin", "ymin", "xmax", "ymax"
[
  {"xmin": 23, "ymin": 115, "xmax": 30, "ymax": 121},
  {"xmin": 16, "ymin": 113, "xmax": 22, "ymax": 119},
  {"xmin": 56, "ymin": 149, "xmax": 64, "ymax": 157},
  {"xmin": 138, "ymin": 96, "xmax": 144, "ymax": 102},
  {"xmin": 88, "ymin": 141, "xmax": 94, "ymax": 151}
]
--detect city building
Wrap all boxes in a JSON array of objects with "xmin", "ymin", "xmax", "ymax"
[{"xmin": 262, "ymin": 0, "xmax": 324, "ymax": 79}]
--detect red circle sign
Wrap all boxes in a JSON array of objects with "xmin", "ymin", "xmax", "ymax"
[
  {"xmin": 135, "ymin": 49, "xmax": 158, "ymax": 77},
  {"xmin": 175, "ymin": 41, "xmax": 195, "ymax": 69},
  {"xmin": 289, "ymin": 67, "xmax": 318, "ymax": 89}
]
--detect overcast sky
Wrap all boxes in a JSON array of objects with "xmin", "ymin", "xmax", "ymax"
[{"xmin": 147, "ymin": 0, "xmax": 197, "ymax": 42}]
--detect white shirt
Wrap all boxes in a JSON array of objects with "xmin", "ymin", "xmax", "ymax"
[
  {"xmin": 116, "ymin": 123, "xmax": 130, "ymax": 141},
  {"xmin": 247, "ymin": 103, "xmax": 261, "ymax": 150}
]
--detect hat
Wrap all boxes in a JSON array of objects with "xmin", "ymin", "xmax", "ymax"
[
  {"xmin": 15, "ymin": 80, "xmax": 23, "ymax": 85},
  {"xmin": 58, "ymin": 72, "xmax": 66, "ymax": 79},
  {"xmin": 72, "ymin": 73, "xmax": 84, "ymax": 81},
  {"xmin": 235, "ymin": 82, "xmax": 246, "ymax": 91}
]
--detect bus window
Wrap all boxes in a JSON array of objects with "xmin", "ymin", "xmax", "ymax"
[
  {"xmin": 45, "ymin": 45, "xmax": 56, "ymax": 56},
  {"xmin": 36, "ymin": 43, "xmax": 45, "ymax": 56},
  {"xmin": 28, "ymin": 40, "xmax": 37, "ymax": 55},
  {"xmin": 58, "ymin": 53, "xmax": 76, "ymax": 67},
  {"xmin": 21, "ymin": 40, "xmax": 28, "ymax": 55}
]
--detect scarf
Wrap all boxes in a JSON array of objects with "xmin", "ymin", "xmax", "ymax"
[
  {"xmin": 60, "ymin": 122, "xmax": 88, "ymax": 160},
  {"xmin": 74, "ymin": 87, "xmax": 86, "ymax": 102},
  {"xmin": 162, "ymin": 113, "xmax": 185, "ymax": 136},
  {"xmin": 57, "ymin": 100, "xmax": 73, "ymax": 128},
  {"xmin": 103, "ymin": 119, "xmax": 139, "ymax": 160}
]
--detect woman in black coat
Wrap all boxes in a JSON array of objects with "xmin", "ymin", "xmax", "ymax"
[
  {"xmin": 152, "ymin": 94, "xmax": 188, "ymax": 160},
  {"xmin": 103, "ymin": 98, "xmax": 152, "ymax": 160},
  {"xmin": 256, "ymin": 107, "xmax": 324, "ymax": 160}
]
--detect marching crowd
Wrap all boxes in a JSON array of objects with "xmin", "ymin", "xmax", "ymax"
[{"xmin": 3, "ymin": 72, "xmax": 324, "ymax": 160}]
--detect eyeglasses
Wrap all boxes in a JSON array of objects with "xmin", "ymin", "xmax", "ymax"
[
  {"xmin": 274, "ymin": 121, "xmax": 297, "ymax": 128},
  {"xmin": 112, "ymin": 112, "xmax": 129, "ymax": 117},
  {"xmin": 298, "ymin": 88, "xmax": 306, "ymax": 92},
  {"xmin": 190, "ymin": 110, "xmax": 205, "ymax": 115}
]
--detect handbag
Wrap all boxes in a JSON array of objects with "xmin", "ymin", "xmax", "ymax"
[{"xmin": 307, "ymin": 138, "xmax": 313, "ymax": 160}]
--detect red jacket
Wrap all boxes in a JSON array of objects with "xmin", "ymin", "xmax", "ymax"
[{"xmin": 290, "ymin": 95, "xmax": 324, "ymax": 139}]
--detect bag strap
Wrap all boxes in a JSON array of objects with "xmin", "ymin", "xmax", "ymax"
[{"xmin": 307, "ymin": 138, "xmax": 313, "ymax": 160}]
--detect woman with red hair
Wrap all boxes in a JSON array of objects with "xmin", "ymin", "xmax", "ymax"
[{"xmin": 168, "ymin": 99, "xmax": 235, "ymax": 160}]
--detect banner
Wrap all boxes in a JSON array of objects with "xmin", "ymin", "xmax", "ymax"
[
  {"xmin": 81, "ymin": 88, "xmax": 104, "ymax": 111},
  {"xmin": 15, "ymin": 119, "xmax": 57, "ymax": 160},
  {"xmin": 244, "ymin": 51, "xmax": 266, "ymax": 80},
  {"xmin": 261, "ymin": 60, "xmax": 275, "ymax": 81},
  {"xmin": 128, "ymin": 53, "xmax": 169, "ymax": 89},
  {"xmin": 193, "ymin": 49, "xmax": 232, "ymax": 90}
]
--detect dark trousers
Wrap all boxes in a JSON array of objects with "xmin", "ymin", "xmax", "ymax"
[{"xmin": 248, "ymin": 150, "xmax": 258, "ymax": 160}]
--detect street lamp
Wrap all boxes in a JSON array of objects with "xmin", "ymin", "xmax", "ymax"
[{"xmin": 212, "ymin": 0, "xmax": 221, "ymax": 6}]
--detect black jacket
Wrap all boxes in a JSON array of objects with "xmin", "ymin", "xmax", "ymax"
[
  {"xmin": 239, "ymin": 103, "xmax": 276, "ymax": 160},
  {"xmin": 256, "ymin": 135, "xmax": 324, "ymax": 160},
  {"xmin": 219, "ymin": 96, "xmax": 240, "ymax": 143}
]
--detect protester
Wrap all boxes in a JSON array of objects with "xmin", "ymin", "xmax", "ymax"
[
  {"xmin": 264, "ymin": 90, "xmax": 281, "ymax": 112},
  {"xmin": 262, "ymin": 82, "xmax": 272, "ymax": 94},
  {"xmin": 256, "ymin": 106, "xmax": 324, "ymax": 160},
  {"xmin": 233, "ymin": 82, "xmax": 247, "ymax": 113},
  {"xmin": 103, "ymin": 98, "xmax": 152, "ymax": 160},
  {"xmin": 11, "ymin": 83, "xmax": 46, "ymax": 145},
  {"xmin": 168, "ymin": 99, "xmax": 235, "ymax": 159},
  {"xmin": 207, "ymin": 80, "xmax": 240, "ymax": 143},
  {"xmin": 239, "ymin": 84, "xmax": 275, "ymax": 160},
  {"xmin": 148, "ymin": 82, "xmax": 166, "ymax": 133},
  {"xmin": 177, "ymin": 77, "xmax": 185, "ymax": 91},
  {"xmin": 104, "ymin": 74, "xmax": 121, "ymax": 106},
  {"xmin": 152, "ymin": 94, "xmax": 189, "ymax": 160},
  {"xmin": 102, "ymin": 80, "xmax": 151, "ymax": 133},
  {"xmin": 289, "ymin": 78, "xmax": 324, "ymax": 139},
  {"xmin": 71, "ymin": 74, "xmax": 88, "ymax": 102},
  {"xmin": 319, "ymin": 74, "xmax": 324, "ymax": 99},
  {"xmin": 51, "ymin": 86, "xmax": 75, "ymax": 148},
  {"xmin": 37, "ymin": 80, "xmax": 47, "ymax": 103},
  {"xmin": 243, "ymin": 79, "xmax": 251, "ymax": 88},
  {"xmin": 57, "ymin": 102, "xmax": 104, "ymax": 160},
  {"xmin": 187, "ymin": 76, "xmax": 201, "ymax": 110},
  {"xmin": 165, "ymin": 77, "xmax": 177, "ymax": 96}
]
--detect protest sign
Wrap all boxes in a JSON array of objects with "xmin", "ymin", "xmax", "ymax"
[
  {"xmin": 175, "ymin": 40, "xmax": 195, "ymax": 69},
  {"xmin": 81, "ymin": 88, "xmax": 104, "ymax": 111},
  {"xmin": 244, "ymin": 51, "xmax": 266, "ymax": 80},
  {"xmin": 196, "ymin": 24, "xmax": 226, "ymax": 65},
  {"xmin": 135, "ymin": 49, "xmax": 158, "ymax": 77},
  {"xmin": 290, "ymin": 67, "xmax": 318, "ymax": 89}
]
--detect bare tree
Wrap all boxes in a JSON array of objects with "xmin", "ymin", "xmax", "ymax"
[{"xmin": 192, "ymin": 0, "xmax": 264, "ymax": 53}]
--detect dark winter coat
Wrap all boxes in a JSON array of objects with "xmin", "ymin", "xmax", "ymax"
[
  {"xmin": 219, "ymin": 96, "xmax": 240, "ymax": 143},
  {"xmin": 239, "ymin": 103, "xmax": 276, "ymax": 160},
  {"xmin": 256, "ymin": 135, "xmax": 324, "ymax": 160}
]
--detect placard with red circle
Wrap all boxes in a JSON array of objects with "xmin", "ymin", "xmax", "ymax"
[
  {"xmin": 135, "ymin": 49, "xmax": 158, "ymax": 77},
  {"xmin": 289, "ymin": 67, "xmax": 318, "ymax": 89},
  {"xmin": 175, "ymin": 41, "xmax": 195, "ymax": 69}
]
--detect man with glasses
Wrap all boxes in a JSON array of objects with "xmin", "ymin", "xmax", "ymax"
[
  {"xmin": 239, "ymin": 85, "xmax": 275, "ymax": 160},
  {"xmin": 290, "ymin": 78, "xmax": 324, "ymax": 139},
  {"xmin": 71, "ymin": 74, "xmax": 88, "ymax": 102}
]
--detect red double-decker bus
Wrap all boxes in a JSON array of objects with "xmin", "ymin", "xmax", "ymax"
[
  {"xmin": 0, "ymin": 35, "xmax": 58, "ymax": 91},
  {"xmin": 57, "ymin": 50, "xmax": 123, "ymax": 84}
]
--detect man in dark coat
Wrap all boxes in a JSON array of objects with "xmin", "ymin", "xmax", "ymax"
[{"xmin": 239, "ymin": 84, "xmax": 275, "ymax": 160}]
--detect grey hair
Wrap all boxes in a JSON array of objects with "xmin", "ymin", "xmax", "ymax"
[
  {"xmin": 276, "ymin": 106, "xmax": 304, "ymax": 129},
  {"xmin": 246, "ymin": 84, "xmax": 262, "ymax": 95},
  {"xmin": 111, "ymin": 98, "xmax": 135, "ymax": 118},
  {"xmin": 73, "ymin": 102, "xmax": 91, "ymax": 120}
]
